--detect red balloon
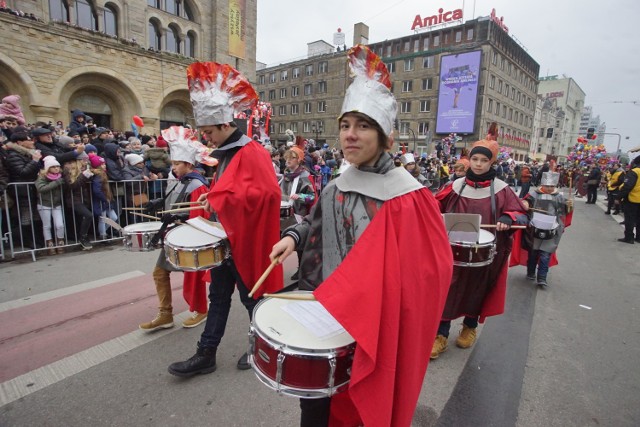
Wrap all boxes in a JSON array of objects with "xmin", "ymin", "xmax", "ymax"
[
  {"xmin": 591, "ymin": 134, "xmax": 597, "ymax": 140},
  {"xmin": 133, "ymin": 115, "xmax": 144, "ymax": 127}
]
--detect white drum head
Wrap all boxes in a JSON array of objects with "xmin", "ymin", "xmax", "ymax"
[
  {"xmin": 123, "ymin": 221, "xmax": 163, "ymax": 233},
  {"xmin": 254, "ymin": 293, "xmax": 354, "ymax": 351},
  {"xmin": 478, "ymin": 229, "xmax": 495, "ymax": 244},
  {"xmin": 165, "ymin": 224, "xmax": 219, "ymax": 247},
  {"xmin": 281, "ymin": 201, "xmax": 292, "ymax": 208}
]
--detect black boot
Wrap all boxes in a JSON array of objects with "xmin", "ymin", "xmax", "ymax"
[
  {"xmin": 168, "ymin": 346, "xmax": 217, "ymax": 377},
  {"xmin": 604, "ymin": 210, "xmax": 611, "ymax": 215}
]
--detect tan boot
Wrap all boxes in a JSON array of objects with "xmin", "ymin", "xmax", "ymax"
[
  {"xmin": 56, "ymin": 239, "xmax": 65, "ymax": 254},
  {"xmin": 46, "ymin": 239, "xmax": 56, "ymax": 256},
  {"xmin": 456, "ymin": 325, "xmax": 478, "ymax": 349},
  {"xmin": 430, "ymin": 335, "xmax": 448, "ymax": 360},
  {"xmin": 182, "ymin": 311, "xmax": 208, "ymax": 328},
  {"xmin": 139, "ymin": 311, "xmax": 174, "ymax": 331}
]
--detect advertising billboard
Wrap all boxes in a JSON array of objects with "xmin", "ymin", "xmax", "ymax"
[{"xmin": 435, "ymin": 50, "xmax": 482, "ymax": 134}]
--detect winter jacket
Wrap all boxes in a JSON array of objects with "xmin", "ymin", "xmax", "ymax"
[
  {"xmin": 103, "ymin": 143, "xmax": 126, "ymax": 181},
  {"xmin": 63, "ymin": 170, "xmax": 91, "ymax": 207},
  {"xmin": 68, "ymin": 109, "xmax": 88, "ymax": 134},
  {"xmin": 4, "ymin": 142, "xmax": 40, "ymax": 198},
  {"xmin": 35, "ymin": 140, "xmax": 79, "ymax": 165},
  {"xmin": 90, "ymin": 174, "xmax": 113, "ymax": 215},
  {"xmin": 143, "ymin": 148, "xmax": 171, "ymax": 174},
  {"xmin": 35, "ymin": 174, "xmax": 64, "ymax": 207}
]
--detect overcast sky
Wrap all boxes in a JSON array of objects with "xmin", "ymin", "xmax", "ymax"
[{"xmin": 257, "ymin": 0, "xmax": 640, "ymax": 153}]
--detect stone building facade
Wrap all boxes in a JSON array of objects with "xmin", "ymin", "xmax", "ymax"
[
  {"xmin": 256, "ymin": 16, "xmax": 539, "ymax": 160},
  {"xmin": 0, "ymin": 0, "xmax": 257, "ymax": 134}
]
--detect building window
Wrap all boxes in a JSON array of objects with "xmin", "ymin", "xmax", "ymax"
[
  {"xmin": 303, "ymin": 122, "xmax": 311, "ymax": 132},
  {"xmin": 165, "ymin": 0, "xmax": 177, "ymax": 14},
  {"xmin": 76, "ymin": 0, "xmax": 98, "ymax": 30},
  {"xmin": 504, "ymin": 84, "xmax": 509, "ymax": 97},
  {"xmin": 413, "ymin": 39, "xmax": 420, "ymax": 52},
  {"xmin": 305, "ymin": 64, "xmax": 313, "ymax": 76},
  {"xmin": 386, "ymin": 62, "xmax": 396, "ymax": 73},
  {"xmin": 49, "ymin": 0, "xmax": 70, "ymax": 22},
  {"xmin": 280, "ymin": 88, "xmax": 287, "ymax": 99},
  {"xmin": 433, "ymin": 35, "xmax": 440, "ymax": 46},
  {"xmin": 318, "ymin": 101, "xmax": 326, "ymax": 113},
  {"xmin": 399, "ymin": 121, "xmax": 410, "ymax": 136},
  {"xmin": 404, "ymin": 58, "xmax": 414, "ymax": 71},
  {"xmin": 185, "ymin": 31, "xmax": 196, "ymax": 57},
  {"xmin": 487, "ymin": 99, "xmax": 493, "ymax": 112},
  {"xmin": 508, "ymin": 108, "xmax": 513, "ymax": 121},
  {"xmin": 496, "ymin": 102, "xmax": 501, "ymax": 115},
  {"xmin": 400, "ymin": 101, "xmax": 411, "ymax": 113},
  {"xmin": 423, "ymin": 38, "xmax": 429, "ymax": 50},
  {"xmin": 498, "ymin": 80, "xmax": 503, "ymax": 93},
  {"xmin": 304, "ymin": 102, "xmax": 312, "ymax": 114},
  {"xmin": 304, "ymin": 84, "xmax": 312, "ymax": 96},
  {"xmin": 258, "ymin": 75, "xmax": 265, "ymax": 85},
  {"xmin": 269, "ymin": 73, "xmax": 276, "ymax": 83},
  {"xmin": 291, "ymin": 122, "xmax": 298, "ymax": 133},
  {"xmin": 402, "ymin": 80, "xmax": 413, "ymax": 92},
  {"xmin": 422, "ymin": 78, "xmax": 433, "ymax": 90},
  {"xmin": 292, "ymin": 86, "xmax": 299, "ymax": 97},
  {"xmin": 318, "ymin": 81, "xmax": 327, "ymax": 93},
  {"xmin": 423, "ymin": 56, "xmax": 434, "ymax": 69},
  {"xmin": 489, "ymin": 75, "xmax": 495, "ymax": 89},
  {"xmin": 268, "ymin": 90, "xmax": 275, "ymax": 100},
  {"xmin": 395, "ymin": 43, "xmax": 401, "ymax": 53},
  {"xmin": 291, "ymin": 104, "xmax": 299, "ymax": 115},
  {"xmin": 418, "ymin": 122, "xmax": 429, "ymax": 135},
  {"xmin": 148, "ymin": 20, "xmax": 162, "ymax": 50},
  {"xmin": 467, "ymin": 28, "xmax": 474, "ymax": 40},
  {"xmin": 258, "ymin": 91, "xmax": 265, "ymax": 100},
  {"xmin": 166, "ymin": 25, "xmax": 180, "ymax": 53},
  {"xmin": 386, "ymin": 44, "xmax": 392, "ymax": 57},
  {"xmin": 318, "ymin": 61, "xmax": 328, "ymax": 73},
  {"xmin": 444, "ymin": 33, "xmax": 449, "ymax": 44},
  {"xmin": 293, "ymin": 67, "xmax": 300, "ymax": 78},
  {"xmin": 103, "ymin": 4, "xmax": 118, "ymax": 36},
  {"xmin": 511, "ymin": 87, "xmax": 516, "ymax": 100},
  {"xmin": 404, "ymin": 40, "xmax": 410, "ymax": 51},
  {"xmin": 455, "ymin": 31, "xmax": 462, "ymax": 42},
  {"xmin": 281, "ymin": 70, "xmax": 288, "ymax": 81},
  {"xmin": 278, "ymin": 123, "xmax": 286, "ymax": 133},
  {"xmin": 502, "ymin": 105, "xmax": 507, "ymax": 118},
  {"xmin": 420, "ymin": 100, "xmax": 431, "ymax": 112},
  {"xmin": 279, "ymin": 105, "xmax": 287, "ymax": 116},
  {"xmin": 492, "ymin": 52, "xmax": 498, "ymax": 65}
]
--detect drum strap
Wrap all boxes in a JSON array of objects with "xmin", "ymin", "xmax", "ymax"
[{"xmin": 289, "ymin": 177, "xmax": 300, "ymax": 199}]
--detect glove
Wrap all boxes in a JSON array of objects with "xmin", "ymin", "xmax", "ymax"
[
  {"xmin": 144, "ymin": 199, "xmax": 163, "ymax": 213},
  {"xmin": 82, "ymin": 169, "xmax": 94, "ymax": 179},
  {"xmin": 161, "ymin": 213, "xmax": 175, "ymax": 223},
  {"xmin": 497, "ymin": 215, "xmax": 513, "ymax": 226}
]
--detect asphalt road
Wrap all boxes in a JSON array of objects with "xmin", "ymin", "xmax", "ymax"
[{"xmin": 0, "ymin": 194, "xmax": 638, "ymax": 426}]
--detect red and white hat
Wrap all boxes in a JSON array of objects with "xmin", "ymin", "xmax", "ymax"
[
  {"xmin": 161, "ymin": 125, "xmax": 217, "ymax": 166},
  {"xmin": 187, "ymin": 62, "xmax": 258, "ymax": 126}
]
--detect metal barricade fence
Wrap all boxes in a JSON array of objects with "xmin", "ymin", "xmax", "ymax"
[{"xmin": 0, "ymin": 178, "xmax": 171, "ymax": 261}]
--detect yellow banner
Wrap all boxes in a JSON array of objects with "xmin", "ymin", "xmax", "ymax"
[{"xmin": 229, "ymin": 0, "xmax": 246, "ymax": 59}]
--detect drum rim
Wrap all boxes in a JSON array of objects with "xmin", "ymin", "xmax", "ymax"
[{"xmin": 122, "ymin": 221, "xmax": 163, "ymax": 233}]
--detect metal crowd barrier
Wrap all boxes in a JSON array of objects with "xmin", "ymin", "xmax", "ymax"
[{"xmin": 0, "ymin": 178, "xmax": 171, "ymax": 262}]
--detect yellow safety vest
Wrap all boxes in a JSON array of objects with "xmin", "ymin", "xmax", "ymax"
[
  {"xmin": 608, "ymin": 170, "xmax": 624, "ymax": 191},
  {"xmin": 629, "ymin": 168, "xmax": 640, "ymax": 203}
]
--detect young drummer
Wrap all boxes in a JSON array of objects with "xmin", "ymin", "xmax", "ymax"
[
  {"xmin": 510, "ymin": 171, "xmax": 573, "ymax": 287},
  {"xmin": 139, "ymin": 127, "xmax": 211, "ymax": 331},
  {"xmin": 431, "ymin": 124, "xmax": 529, "ymax": 359},
  {"xmin": 270, "ymin": 45, "xmax": 452, "ymax": 427},
  {"xmin": 401, "ymin": 152, "xmax": 428, "ymax": 186}
]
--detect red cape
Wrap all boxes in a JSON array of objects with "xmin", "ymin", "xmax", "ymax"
[
  {"xmin": 182, "ymin": 184, "xmax": 210, "ymax": 313},
  {"xmin": 314, "ymin": 189, "xmax": 453, "ymax": 427},
  {"xmin": 509, "ymin": 210, "xmax": 573, "ymax": 268},
  {"xmin": 208, "ymin": 141, "xmax": 283, "ymax": 297}
]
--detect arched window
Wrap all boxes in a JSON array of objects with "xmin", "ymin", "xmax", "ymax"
[
  {"xmin": 103, "ymin": 4, "xmax": 117, "ymax": 36},
  {"xmin": 184, "ymin": 30, "xmax": 196, "ymax": 57},
  {"xmin": 166, "ymin": 25, "xmax": 180, "ymax": 53},
  {"xmin": 49, "ymin": 0, "xmax": 70, "ymax": 22},
  {"xmin": 148, "ymin": 20, "xmax": 162, "ymax": 50},
  {"xmin": 76, "ymin": 0, "xmax": 98, "ymax": 30}
]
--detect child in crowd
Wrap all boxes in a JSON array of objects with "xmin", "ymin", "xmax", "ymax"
[
  {"xmin": 88, "ymin": 154, "xmax": 118, "ymax": 240},
  {"xmin": 35, "ymin": 156, "xmax": 65, "ymax": 254},
  {"xmin": 63, "ymin": 158, "xmax": 94, "ymax": 250}
]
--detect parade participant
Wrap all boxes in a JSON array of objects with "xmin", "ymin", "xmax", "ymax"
[
  {"xmin": 618, "ymin": 156, "xmax": 640, "ymax": 243},
  {"xmin": 139, "ymin": 126, "xmax": 211, "ymax": 330},
  {"xmin": 431, "ymin": 123, "xmax": 528, "ymax": 360},
  {"xmin": 402, "ymin": 152, "xmax": 428, "ymax": 186},
  {"xmin": 605, "ymin": 163, "xmax": 625, "ymax": 215},
  {"xmin": 450, "ymin": 158, "xmax": 469, "ymax": 182},
  {"xmin": 510, "ymin": 172, "xmax": 573, "ymax": 287},
  {"xmin": 585, "ymin": 164, "xmax": 602, "ymax": 204},
  {"xmin": 269, "ymin": 45, "xmax": 452, "ymax": 427},
  {"xmin": 168, "ymin": 62, "xmax": 282, "ymax": 376}
]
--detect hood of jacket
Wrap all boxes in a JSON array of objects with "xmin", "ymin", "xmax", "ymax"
[{"xmin": 103, "ymin": 142, "xmax": 120, "ymax": 161}]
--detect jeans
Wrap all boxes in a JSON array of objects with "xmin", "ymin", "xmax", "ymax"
[
  {"xmin": 527, "ymin": 249, "xmax": 551, "ymax": 279},
  {"xmin": 519, "ymin": 182, "xmax": 531, "ymax": 199},
  {"xmin": 437, "ymin": 317, "xmax": 479, "ymax": 338},
  {"xmin": 97, "ymin": 209, "xmax": 118, "ymax": 236},
  {"xmin": 199, "ymin": 259, "xmax": 259, "ymax": 349},
  {"xmin": 37, "ymin": 205, "xmax": 64, "ymax": 240}
]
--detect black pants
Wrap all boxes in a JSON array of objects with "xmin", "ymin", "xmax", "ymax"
[
  {"xmin": 519, "ymin": 182, "xmax": 531, "ymax": 199},
  {"xmin": 623, "ymin": 201, "xmax": 640, "ymax": 241},
  {"xmin": 300, "ymin": 397, "xmax": 330, "ymax": 427},
  {"xmin": 586, "ymin": 185, "xmax": 598, "ymax": 203},
  {"xmin": 606, "ymin": 191, "xmax": 620, "ymax": 213},
  {"xmin": 72, "ymin": 203, "xmax": 93, "ymax": 238}
]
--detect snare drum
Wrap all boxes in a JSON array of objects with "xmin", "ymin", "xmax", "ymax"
[
  {"xmin": 249, "ymin": 292, "xmax": 355, "ymax": 399},
  {"xmin": 280, "ymin": 201, "xmax": 293, "ymax": 219},
  {"xmin": 450, "ymin": 229, "xmax": 496, "ymax": 267},
  {"xmin": 163, "ymin": 224, "xmax": 230, "ymax": 271},
  {"xmin": 122, "ymin": 221, "xmax": 163, "ymax": 252},
  {"xmin": 532, "ymin": 226, "xmax": 558, "ymax": 240}
]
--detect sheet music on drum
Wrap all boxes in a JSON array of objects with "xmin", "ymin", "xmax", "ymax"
[
  {"xmin": 281, "ymin": 301, "xmax": 346, "ymax": 340},
  {"xmin": 185, "ymin": 217, "xmax": 227, "ymax": 239}
]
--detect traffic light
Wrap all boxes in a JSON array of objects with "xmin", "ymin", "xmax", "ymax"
[{"xmin": 586, "ymin": 127, "xmax": 595, "ymax": 139}]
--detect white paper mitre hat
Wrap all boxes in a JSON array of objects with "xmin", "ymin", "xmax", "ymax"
[
  {"xmin": 339, "ymin": 45, "xmax": 397, "ymax": 136},
  {"xmin": 401, "ymin": 153, "xmax": 416, "ymax": 165},
  {"xmin": 187, "ymin": 62, "xmax": 258, "ymax": 127},
  {"xmin": 161, "ymin": 125, "xmax": 217, "ymax": 167},
  {"xmin": 540, "ymin": 172, "xmax": 560, "ymax": 186}
]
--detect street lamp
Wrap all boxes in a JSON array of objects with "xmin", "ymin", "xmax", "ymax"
[
  {"xmin": 311, "ymin": 122, "xmax": 323, "ymax": 144},
  {"xmin": 406, "ymin": 127, "xmax": 417, "ymax": 152}
]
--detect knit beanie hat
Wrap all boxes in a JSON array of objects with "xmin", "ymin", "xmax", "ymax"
[
  {"xmin": 77, "ymin": 152, "xmax": 89, "ymax": 161},
  {"xmin": 469, "ymin": 123, "xmax": 499, "ymax": 163},
  {"xmin": 155, "ymin": 136, "xmax": 168, "ymax": 148},
  {"xmin": 85, "ymin": 144, "xmax": 97, "ymax": 154},
  {"xmin": 89, "ymin": 153, "xmax": 105, "ymax": 168},
  {"xmin": 43, "ymin": 155, "xmax": 60, "ymax": 170},
  {"xmin": 125, "ymin": 153, "xmax": 144, "ymax": 166}
]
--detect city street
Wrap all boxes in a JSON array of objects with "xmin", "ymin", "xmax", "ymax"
[{"xmin": 0, "ymin": 194, "xmax": 638, "ymax": 427}]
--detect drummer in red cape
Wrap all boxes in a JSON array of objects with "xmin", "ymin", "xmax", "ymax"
[
  {"xmin": 167, "ymin": 62, "xmax": 283, "ymax": 376},
  {"xmin": 431, "ymin": 124, "xmax": 529, "ymax": 360},
  {"xmin": 269, "ymin": 45, "xmax": 453, "ymax": 427},
  {"xmin": 139, "ymin": 127, "xmax": 212, "ymax": 331}
]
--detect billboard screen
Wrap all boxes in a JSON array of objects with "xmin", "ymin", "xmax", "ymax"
[{"xmin": 435, "ymin": 50, "xmax": 482, "ymax": 134}]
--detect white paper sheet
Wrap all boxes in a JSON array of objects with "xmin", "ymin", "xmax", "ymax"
[
  {"xmin": 185, "ymin": 217, "xmax": 227, "ymax": 239},
  {"xmin": 281, "ymin": 301, "xmax": 346, "ymax": 340}
]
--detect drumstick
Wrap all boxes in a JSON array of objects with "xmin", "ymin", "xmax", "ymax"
[
  {"xmin": 528, "ymin": 207, "xmax": 551, "ymax": 214},
  {"xmin": 481, "ymin": 224, "xmax": 527, "ymax": 229},
  {"xmin": 123, "ymin": 207, "xmax": 145, "ymax": 211},
  {"xmin": 158, "ymin": 206, "xmax": 204, "ymax": 214},
  {"xmin": 130, "ymin": 211, "xmax": 161, "ymax": 220},
  {"xmin": 171, "ymin": 201, "xmax": 203, "ymax": 206},
  {"xmin": 263, "ymin": 293, "xmax": 317, "ymax": 301},
  {"xmin": 248, "ymin": 258, "xmax": 279, "ymax": 297}
]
